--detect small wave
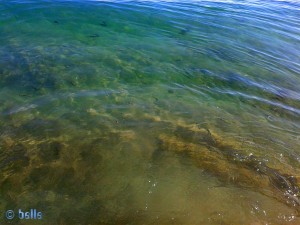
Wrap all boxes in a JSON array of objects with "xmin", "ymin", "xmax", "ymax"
[{"xmin": 214, "ymin": 88, "xmax": 300, "ymax": 115}]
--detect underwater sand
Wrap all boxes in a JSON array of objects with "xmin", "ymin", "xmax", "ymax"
[{"xmin": 0, "ymin": 0, "xmax": 300, "ymax": 224}]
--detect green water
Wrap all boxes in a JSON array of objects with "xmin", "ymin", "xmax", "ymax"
[{"xmin": 0, "ymin": 0, "xmax": 300, "ymax": 224}]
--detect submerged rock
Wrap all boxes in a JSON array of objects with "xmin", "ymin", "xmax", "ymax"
[
  {"xmin": 157, "ymin": 124, "xmax": 300, "ymax": 213},
  {"xmin": 174, "ymin": 126, "xmax": 217, "ymax": 146}
]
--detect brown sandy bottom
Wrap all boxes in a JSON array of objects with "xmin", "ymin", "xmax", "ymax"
[
  {"xmin": 0, "ymin": 0, "xmax": 300, "ymax": 224},
  {"xmin": 0, "ymin": 109, "xmax": 299, "ymax": 225}
]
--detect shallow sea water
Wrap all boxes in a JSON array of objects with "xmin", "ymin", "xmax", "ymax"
[{"xmin": 0, "ymin": 0, "xmax": 300, "ymax": 224}]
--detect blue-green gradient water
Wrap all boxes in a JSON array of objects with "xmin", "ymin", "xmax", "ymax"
[{"xmin": 0, "ymin": 0, "xmax": 300, "ymax": 224}]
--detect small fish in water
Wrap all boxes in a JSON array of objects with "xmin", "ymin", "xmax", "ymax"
[
  {"xmin": 88, "ymin": 34, "xmax": 100, "ymax": 38},
  {"xmin": 179, "ymin": 28, "xmax": 190, "ymax": 35},
  {"xmin": 53, "ymin": 20, "xmax": 59, "ymax": 24},
  {"xmin": 99, "ymin": 21, "xmax": 108, "ymax": 27}
]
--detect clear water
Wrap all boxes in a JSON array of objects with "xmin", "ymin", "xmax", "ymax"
[{"xmin": 0, "ymin": 0, "xmax": 300, "ymax": 224}]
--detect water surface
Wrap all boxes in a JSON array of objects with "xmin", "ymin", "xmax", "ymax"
[{"xmin": 0, "ymin": 0, "xmax": 300, "ymax": 224}]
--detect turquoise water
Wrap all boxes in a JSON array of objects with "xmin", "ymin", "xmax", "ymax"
[{"xmin": 0, "ymin": 0, "xmax": 300, "ymax": 224}]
